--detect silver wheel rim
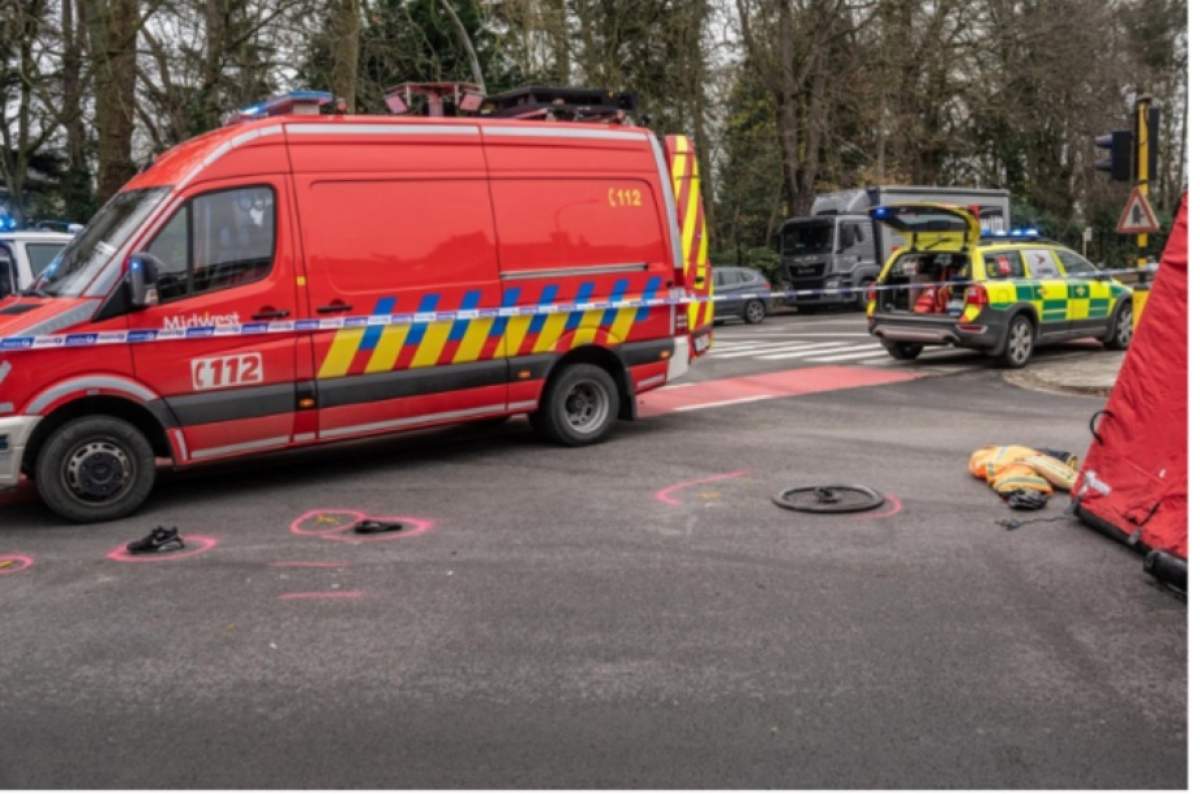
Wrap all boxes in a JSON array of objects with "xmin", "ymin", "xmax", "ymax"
[
  {"xmin": 564, "ymin": 379, "xmax": 610, "ymax": 434},
  {"xmin": 1009, "ymin": 322, "xmax": 1033, "ymax": 363},
  {"xmin": 747, "ymin": 301, "xmax": 764, "ymax": 322},
  {"xmin": 1118, "ymin": 307, "xmax": 1133, "ymax": 346},
  {"xmin": 62, "ymin": 438, "xmax": 134, "ymax": 504}
]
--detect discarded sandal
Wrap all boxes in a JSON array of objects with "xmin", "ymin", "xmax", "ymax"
[
  {"xmin": 353, "ymin": 519, "xmax": 407, "ymax": 535},
  {"xmin": 126, "ymin": 526, "xmax": 186, "ymax": 554}
]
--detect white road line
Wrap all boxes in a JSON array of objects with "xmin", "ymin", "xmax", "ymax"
[
  {"xmin": 708, "ymin": 341, "xmax": 852, "ymax": 359},
  {"xmin": 758, "ymin": 342, "xmax": 881, "ymax": 361},
  {"xmin": 807, "ymin": 349, "xmax": 893, "ymax": 363},
  {"xmin": 673, "ymin": 394, "xmax": 775, "ymax": 412}
]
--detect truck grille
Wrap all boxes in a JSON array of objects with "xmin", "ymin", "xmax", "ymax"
[{"xmin": 790, "ymin": 262, "xmax": 825, "ymax": 279}]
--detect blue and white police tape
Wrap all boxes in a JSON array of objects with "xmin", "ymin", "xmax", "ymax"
[{"xmin": 0, "ymin": 267, "xmax": 1149, "ymax": 353}]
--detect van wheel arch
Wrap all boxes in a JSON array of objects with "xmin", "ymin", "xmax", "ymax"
[
  {"xmin": 540, "ymin": 346, "xmax": 635, "ymax": 421},
  {"xmin": 23, "ymin": 396, "xmax": 173, "ymax": 477}
]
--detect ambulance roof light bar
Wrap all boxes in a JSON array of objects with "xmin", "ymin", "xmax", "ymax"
[{"xmin": 227, "ymin": 90, "xmax": 333, "ymax": 124}]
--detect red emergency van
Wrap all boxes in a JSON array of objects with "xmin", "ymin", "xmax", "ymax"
[{"xmin": 0, "ymin": 92, "xmax": 713, "ymax": 522}]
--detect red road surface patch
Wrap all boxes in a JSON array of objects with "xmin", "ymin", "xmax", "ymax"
[{"xmin": 639, "ymin": 366, "xmax": 920, "ymax": 417}]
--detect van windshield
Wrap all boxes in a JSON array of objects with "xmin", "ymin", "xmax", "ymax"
[
  {"xmin": 32, "ymin": 187, "xmax": 169, "ymax": 298},
  {"xmin": 781, "ymin": 221, "xmax": 833, "ymax": 255}
]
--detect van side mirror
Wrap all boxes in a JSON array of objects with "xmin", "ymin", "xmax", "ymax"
[{"xmin": 126, "ymin": 252, "xmax": 163, "ymax": 308}]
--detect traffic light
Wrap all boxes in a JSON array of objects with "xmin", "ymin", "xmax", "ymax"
[
  {"xmin": 1094, "ymin": 130, "xmax": 1132, "ymax": 181},
  {"xmin": 1135, "ymin": 105, "xmax": 1159, "ymax": 182}
]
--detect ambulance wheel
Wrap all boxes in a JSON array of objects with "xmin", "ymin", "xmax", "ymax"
[
  {"xmin": 743, "ymin": 299, "xmax": 766, "ymax": 324},
  {"xmin": 884, "ymin": 342, "xmax": 922, "ymax": 360},
  {"xmin": 997, "ymin": 315, "xmax": 1035, "ymax": 369},
  {"xmin": 34, "ymin": 415, "xmax": 156, "ymax": 523},
  {"xmin": 532, "ymin": 363, "xmax": 619, "ymax": 446},
  {"xmin": 1104, "ymin": 302, "xmax": 1133, "ymax": 350}
]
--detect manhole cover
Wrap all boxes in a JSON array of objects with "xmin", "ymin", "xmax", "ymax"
[{"xmin": 772, "ymin": 485, "xmax": 885, "ymax": 514}]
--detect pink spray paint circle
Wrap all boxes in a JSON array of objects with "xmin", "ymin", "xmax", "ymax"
[
  {"xmin": 106, "ymin": 534, "xmax": 219, "ymax": 563},
  {"xmin": 289, "ymin": 509, "xmax": 434, "ymax": 543},
  {"xmin": 0, "ymin": 554, "xmax": 33, "ymax": 575}
]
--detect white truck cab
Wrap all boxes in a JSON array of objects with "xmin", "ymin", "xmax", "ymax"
[{"xmin": 0, "ymin": 231, "xmax": 74, "ymax": 298}]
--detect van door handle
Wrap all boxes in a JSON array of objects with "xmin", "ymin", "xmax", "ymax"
[
  {"xmin": 252, "ymin": 307, "xmax": 290, "ymax": 321},
  {"xmin": 316, "ymin": 301, "xmax": 353, "ymax": 314}
]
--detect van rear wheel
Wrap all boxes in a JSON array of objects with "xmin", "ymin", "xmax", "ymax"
[
  {"xmin": 532, "ymin": 363, "xmax": 619, "ymax": 446},
  {"xmin": 34, "ymin": 415, "xmax": 156, "ymax": 523}
]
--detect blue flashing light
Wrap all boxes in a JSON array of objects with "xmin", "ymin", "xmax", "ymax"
[
  {"xmin": 980, "ymin": 228, "xmax": 993, "ymax": 236},
  {"xmin": 231, "ymin": 90, "xmax": 333, "ymax": 123},
  {"xmin": 1021, "ymin": 227, "xmax": 1040, "ymax": 237},
  {"xmin": 871, "ymin": 206, "xmax": 891, "ymax": 220}
]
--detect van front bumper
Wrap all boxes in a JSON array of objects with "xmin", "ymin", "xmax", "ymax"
[{"xmin": 0, "ymin": 415, "xmax": 39, "ymax": 488}]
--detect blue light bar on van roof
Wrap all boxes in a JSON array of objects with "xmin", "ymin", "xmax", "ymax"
[
  {"xmin": 871, "ymin": 206, "xmax": 892, "ymax": 220},
  {"xmin": 981, "ymin": 227, "xmax": 1041, "ymax": 240},
  {"xmin": 231, "ymin": 90, "xmax": 332, "ymax": 121}
]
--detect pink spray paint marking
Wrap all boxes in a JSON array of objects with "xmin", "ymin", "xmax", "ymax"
[
  {"xmin": 655, "ymin": 470, "xmax": 750, "ymax": 506},
  {"xmin": 268, "ymin": 561, "xmax": 350, "ymax": 569},
  {"xmin": 289, "ymin": 510, "xmax": 363, "ymax": 537},
  {"xmin": 278, "ymin": 590, "xmax": 364, "ymax": 601},
  {"xmin": 289, "ymin": 509, "xmax": 435, "ymax": 544},
  {"xmin": 0, "ymin": 554, "xmax": 34, "ymax": 575},
  {"xmin": 106, "ymin": 534, "xmax": 219, "ymax": 563},
  {"xmin": 853, "ymin": 494, "xmax": 904, "ymax": 520}
]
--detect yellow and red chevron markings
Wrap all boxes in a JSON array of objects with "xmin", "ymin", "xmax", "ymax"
[
  {"xmin": 666, "ymin": 135, "xmax": 714, "ymax": 333},
  {"xmin": 316, "ymin": 278, "xmax": 665, "ymax": 380}
]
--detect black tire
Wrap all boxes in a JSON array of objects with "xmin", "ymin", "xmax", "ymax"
[
  {"xmin": 34, "ymin": 415, "xmax": 156, "ymax": 523},
  {"xmin": 1104, "ymin": 301, "xmax": 1133, "ymax": 350},
  {"xmin": 743, "ymin": 299, "xmax": 766, "ymax": 325},
  {"xmin": 884, "ymin": 342, "xmax": 923, "ymax": 360},
  {"xmin": 531, "ymin": 363, "xmax": 620, "ymax": 446},
  {"xmin": 996, "ymin": 314, "xmax": 1035, "ymax": 369}
]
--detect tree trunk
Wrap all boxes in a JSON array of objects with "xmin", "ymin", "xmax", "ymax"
[
  {"xmin": 776, "ymin": 0, "xmax": 801, "ymax": 217},
  {"xmin": 551, "ymin": 0, "xmax": 569, "ymax": 83},
  {"xmin": 439, "ymin": 0, "xmax": 485, "ymax": 92},
  {"xmin": 329, "ymin": 0, "xmax": 360, "ymax": 112},
  {"xmin": 61, "ymin": 0, "xmax": 93, "ymax": 219},
  {"xmin": 89, "ymin": 0, "xmax": 139, "ymax": 203}
]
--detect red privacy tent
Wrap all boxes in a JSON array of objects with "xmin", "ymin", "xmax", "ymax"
[{"xmin": 1073, "ymin": 194, "xmax": 1188, "ymax": 589}]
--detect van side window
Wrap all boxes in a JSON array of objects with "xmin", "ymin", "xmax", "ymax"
[
  {"xmin": 146, "ymin": 185, "xmax": 275, "ymax": 303},
  {"xmin": 983, "ymin": 250, "xmax": 1025, "ymax": 280},
  {"xmin": 26, "ymin": 243, "xmax": 65, "ymax": 276}
]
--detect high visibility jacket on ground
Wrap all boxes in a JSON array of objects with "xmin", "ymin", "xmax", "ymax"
[{"xmin": 969, "ymin": 444, "xmax": 1077, "ymax": 497}]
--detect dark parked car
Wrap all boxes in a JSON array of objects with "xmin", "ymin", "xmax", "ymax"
[{"xmin": 713, "ymin": 266, "xmax": 772, "ymax": 325}]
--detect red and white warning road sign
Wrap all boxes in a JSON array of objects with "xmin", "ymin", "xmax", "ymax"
[{"xmin": 1116, "ymin": 188, "xmax": 1160, "ymax": 234}]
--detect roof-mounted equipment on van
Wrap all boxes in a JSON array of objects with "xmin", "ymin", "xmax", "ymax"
[
  {"xmin": 383, "ymin": 82, "xmax": 486, "ymax": 117},
  {"xmin": 481, "ymin": 85, "xmax": 638, "ymax": 124},
  {"xmin": 227, "ymin": 90, "xmax": 333, "ymax": 124}
]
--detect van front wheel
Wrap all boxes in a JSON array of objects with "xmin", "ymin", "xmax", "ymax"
[
  {"xmin": 34, "ymin": 415, "xmax": 156, "ymax": 523},
  {"xmin": 532, "ymin": 363, "xmax": 619, "ymax": 446}
]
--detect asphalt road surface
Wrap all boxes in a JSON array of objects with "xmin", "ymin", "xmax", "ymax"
[{"xmin": 0, "ymin": 310, "xmax": 1185, "ymax": 788}]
